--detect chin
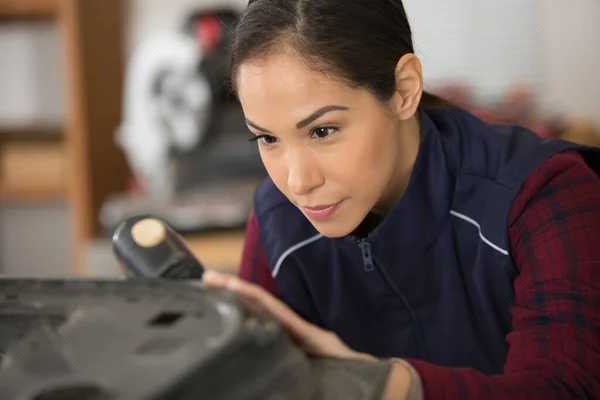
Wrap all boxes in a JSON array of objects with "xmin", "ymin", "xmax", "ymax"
[
  {"xmin": 305, "ymin": 218, "xmax": 360, "ymax": 238},
  {"xmin": 297, "ymin": 201, "xmax": 370, "ymax": 238}
]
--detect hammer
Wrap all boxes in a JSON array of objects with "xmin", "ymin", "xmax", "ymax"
[{"xmin": 111, "ymin": 215, "xmax": 205, "ymax": 279}]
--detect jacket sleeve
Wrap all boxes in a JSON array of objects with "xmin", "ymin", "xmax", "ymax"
[
  {"xmin": 238, "ymin": 210, "xmax": 280, "ymax": 297},
  {"xmin": 405, "ymin": 151, "xmax": 600, "ymax": 399}
]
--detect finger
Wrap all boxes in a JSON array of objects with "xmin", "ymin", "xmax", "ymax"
[
  {"xmin": 201, "ymin": 270, "xmax": 231, "ymax": 287},
  {"xmin": 206, "ymin": 273, "xmax": 322, "ymax": 342},
  {"xmin": 229, "ymin": 278, "xmax": 313, "ymax": 324},
  {"xmin": 203, "ymin": 273, "xmax": 353, "ymax": 359},
  {"xmin": 204, "ymin": 270, "xmax": 270, "ymax": 302}
]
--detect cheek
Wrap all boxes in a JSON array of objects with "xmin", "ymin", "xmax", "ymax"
[
  {"xmin": 259, "ymin": 150, "xmax": 288, "ymax": 189},
  {"xmin": 328, "ymin": 125, "xmax": 396, "ymax": 192}
]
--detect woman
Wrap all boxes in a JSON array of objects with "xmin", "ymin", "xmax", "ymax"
[{"xmin": 202, "ymin": 0, "xmax": 600, "ymax": 398}]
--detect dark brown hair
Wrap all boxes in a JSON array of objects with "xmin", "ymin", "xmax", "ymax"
[{"xmin": 228, "ymin": 0, "xmax": 449, "ymax": 108}]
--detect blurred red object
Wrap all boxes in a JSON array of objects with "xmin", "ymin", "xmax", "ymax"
[
  {"xmin": 431, "ymin": 83, "xmax": 563, "ymax": 139},
  {"xmin": 194, "ymin": 15, "xmax": 223, "ymax": 53}
]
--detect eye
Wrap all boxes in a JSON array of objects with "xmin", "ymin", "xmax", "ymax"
[
  {"xmin": 249, "ymin": 134, "xmax": 278, "ymax": 145},
  {"xmin": 311, "ymin": 127, "xmax": 338, "ymax": 140}
]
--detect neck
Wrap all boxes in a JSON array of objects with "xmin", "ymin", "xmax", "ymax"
[
  {"xmin": 376, "ymin": 114, "xmax": 421, "ymax": 214},
  {"xmin": 353, "ymin": 114, "xmax": 422, "ymax": 237}
]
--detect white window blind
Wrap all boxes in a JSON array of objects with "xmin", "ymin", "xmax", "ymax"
[{"xmin": 402, "ymin": 0, "xmax": 541, "ymax": 103}]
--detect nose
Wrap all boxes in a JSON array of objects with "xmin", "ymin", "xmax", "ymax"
[{"xmin": 286, "ymin": 150, "xmax": 324, "ymax": 196}]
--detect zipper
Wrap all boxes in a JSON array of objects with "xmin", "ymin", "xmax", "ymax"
[
  {"xmin": 356, "ymin": 238, "xmax": 428, "ymax": 357},
  {"xmin": 357, "ymin": 239, "xmax": 374, "ymax": 272},
  {"xmin": 372, "ymin": 252, "xmax": 428, "ymax": 358}
]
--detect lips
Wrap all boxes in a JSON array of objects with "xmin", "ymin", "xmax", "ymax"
[{"xmin": 301, "ymin": 201, "xmax": 344, "ymax": 221}]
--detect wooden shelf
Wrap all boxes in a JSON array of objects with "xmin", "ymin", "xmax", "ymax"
[
  {"xmin": 0, "ymin": 0, "xmax": 133, "ymax": 275},
  {"xmin": 0, "ymin": 181, "xmax": 65, "ymax": 203},
  {"xmin": 0, "ymin": 128, "xmax": 63, "ymax": 143},
  {"xmin": 0, "ymin": 0, "xmax": 59, "ymax": 20}
]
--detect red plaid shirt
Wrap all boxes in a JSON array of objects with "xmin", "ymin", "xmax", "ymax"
[{"xmin": 239, "ymin": 151, "xmax": 600, "ymax": 399}]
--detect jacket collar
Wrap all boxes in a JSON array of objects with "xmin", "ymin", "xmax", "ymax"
[{"xmin": 343, "ymin": 108, "xmax": 456, "ymax": 271}]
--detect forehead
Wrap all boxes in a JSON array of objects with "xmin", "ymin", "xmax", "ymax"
[{"xmin": 236, "ymin": 51, "xmax": 358, "ymax": 113}]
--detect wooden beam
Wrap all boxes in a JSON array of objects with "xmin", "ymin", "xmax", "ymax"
[
  {"xmin": 60, "ymin": 0, "xmax": 131, "ymax": 275},
  {"xmin": 0, "ymin": 0, "xmax": 58, "ymax": 20}
]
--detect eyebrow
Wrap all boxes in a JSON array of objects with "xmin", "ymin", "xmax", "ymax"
[{"xmin": 245, "ymin": 105, "xmax": 349, "ymax": 134}]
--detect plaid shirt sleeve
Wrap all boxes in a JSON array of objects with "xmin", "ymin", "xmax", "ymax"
[
  {"xmin": 239, "ymin": 151, "xmax": 600, "ymax": 399},
  {"xmin": 408, "ymin": 150, "xmax": 600, "ymax": 399}
]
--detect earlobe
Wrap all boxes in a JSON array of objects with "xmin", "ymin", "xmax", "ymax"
[{"xmin": 391, "ymin": 54, "xmax": 423, "ymax": 120}]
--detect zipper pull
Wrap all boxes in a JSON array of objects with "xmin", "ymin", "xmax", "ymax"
[{"xmin": 358, "ymin": 240, "xmax": 374, "ymax": 272}]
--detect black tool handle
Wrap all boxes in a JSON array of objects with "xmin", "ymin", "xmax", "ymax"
[{"xmin": 112, "ymin": 214, "xmax": 205, "ymax": 280}]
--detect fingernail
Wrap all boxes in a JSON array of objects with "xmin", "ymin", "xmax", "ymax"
[
  {"xmin": 202, "ymin": 270, "xmax": 214, "ymax": 280},
  {"xmin": 226, "ymin": 278, "xmax": 241, "ymax": 291},
  {"xmin": 202, "ymin": 270, "xmax": 222, "ymax": 283}
]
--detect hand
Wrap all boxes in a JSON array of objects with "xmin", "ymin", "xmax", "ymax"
[
  {"xmin": 202, "ymin": 270, "xmax": 376, "ymax": 361},
  {"xmin": 202, "ymin": 270, "xmax": 414, "ymax": 400}
]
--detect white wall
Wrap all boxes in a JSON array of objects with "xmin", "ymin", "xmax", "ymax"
[
  {"xmin": 538, "ymin": 0, "xmax": 600, "ymax": 126},
  {"xmin": 0, "ymin": 21, "xmax": 64, "ymax": 128},
  {"xmin": 0, "ymin": 204, "xmax": 72, "ymax": 277},
  {"xmin": 405, "ymin": 0, "xmax": 542, "ymax": 103},
  {"xmin": 404, "ymin": 0, "xmax": 600, "ymax": 127}
]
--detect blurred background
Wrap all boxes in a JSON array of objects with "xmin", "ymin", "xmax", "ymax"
[{"xmin": 0, "ymin": 0, "xmax": 598, "ymax": 278}]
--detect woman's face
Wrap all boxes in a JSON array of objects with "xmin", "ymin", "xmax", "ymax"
[{"xmin": 236, "ymin": 51, "xmax": 413, "ymax": 238}]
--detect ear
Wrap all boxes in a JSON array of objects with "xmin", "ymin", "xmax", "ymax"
[{"xmin": 389, "ymin": 54, "xmax": 423, "ymax": 121}]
